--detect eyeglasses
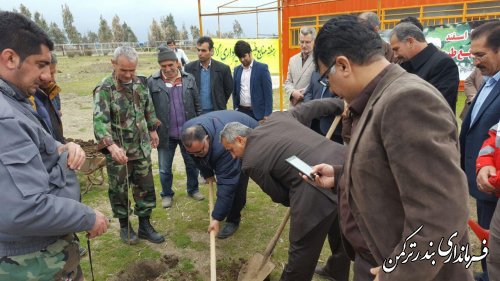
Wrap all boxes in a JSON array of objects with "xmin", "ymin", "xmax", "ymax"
[
  {"xmin": 318, "ymin": 62, "xmax": 336, "ymax": 88},
  {"xmin": 187, "ymin": 136, "xmax": 208, "ymax": 157},
  {"xmin": 471, "ymin": 52, "xmax": 487, "ymax": 62}
]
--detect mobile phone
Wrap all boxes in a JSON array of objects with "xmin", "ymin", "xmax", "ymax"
[{"xmin": 285, "ymin": 155, "xmax": 318, "ymax": 181}]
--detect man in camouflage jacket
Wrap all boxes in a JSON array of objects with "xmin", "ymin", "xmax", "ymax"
[{"xmin": 93, "ymin": 46, "xmax": 164, "ymax": 244}]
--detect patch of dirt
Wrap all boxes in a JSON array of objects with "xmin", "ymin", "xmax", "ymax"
[
  {"xmin": 217, "ymin": 258, "xmax": 246, "ymax": 281},
  {"xmin": 112, "ymin": 254, "xmax": 182, "ymax": 281}
]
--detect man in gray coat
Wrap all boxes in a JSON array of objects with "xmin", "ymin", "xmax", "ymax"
[
  {"xmin": 220, "ymin": 99, "xmax": 350, "ymax": 281},
  {"xmin": 148, "ymin": 46, "xmax": 203, "ymax": 208},
  {"xmin": 310, "ymin": 15, "xmax": 472, "ymax": 281},
  {"xmin": 0, "ymin": 12, "xmax": 108, "ymax": 280}
]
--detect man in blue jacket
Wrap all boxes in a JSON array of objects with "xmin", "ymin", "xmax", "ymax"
[
  {"xmin": 232, "ymin": 40, "xmax": 273, "ymax": 122},
  {"xmin": 181, "ymin": 110, "xmax": 258, "ymax": 238}
]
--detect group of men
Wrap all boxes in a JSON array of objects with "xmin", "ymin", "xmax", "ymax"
[{"xmin": 2, "ymin": 9, "xmax": 500, "ymax": 281}]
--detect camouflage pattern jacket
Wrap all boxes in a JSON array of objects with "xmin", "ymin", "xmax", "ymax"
[{"xmin": 93, "ymin": 74, "xmax": 160, "ymax": 160}]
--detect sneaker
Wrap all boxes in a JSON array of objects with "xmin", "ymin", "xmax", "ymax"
[
  {"xmin": 189, "ymin": 191, "xmax": 205, "ymax": 201},
  {"xmin": 198, "ymin": 175, "xmax": 207, "ymax": 184},
  {"xmin": 217, "ymin": 222, "xmax": 239, "ymax": 239},
  {"xmin": 314, "ymin": 266, "xmax": 338, "ymax": 281},
  {"xmin": 162, "ymin": 196, "xmax": 173, "ymax": 208}
]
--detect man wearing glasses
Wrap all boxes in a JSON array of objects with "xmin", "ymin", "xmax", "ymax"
[{"xmin": 180, "ymin": 110, "xmax": 258, "ymax": 239}]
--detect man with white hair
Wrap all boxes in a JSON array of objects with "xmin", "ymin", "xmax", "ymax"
[
  {"xmin": 285, "ymin": 26, "xmax": 316, "ymax": 106},
  {"xmin": 93, "ymin": 46, "xmax": 165, "ymax": 245}
]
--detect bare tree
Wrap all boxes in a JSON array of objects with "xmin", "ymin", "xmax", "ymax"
[{"xmin": 180, "ymin": 23, "xmax": 189, "ymax": 40}]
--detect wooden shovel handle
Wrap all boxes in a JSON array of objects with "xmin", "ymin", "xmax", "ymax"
[
  {"xmin": 209, "ymin": 181, "xmax": 216, "ymax": 281},
  {"xmin": 262, "ymin": 209, "xmax": 291, "ymax": 258},
  {"xmin": 325, "ymin": 115, "xmax": 342, "ymax": 140}
]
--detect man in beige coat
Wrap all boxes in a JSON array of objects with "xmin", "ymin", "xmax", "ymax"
[
  {"xmin": 309, "ymin": 15, "xmax": 473, "ymax": 281},
  {"xmin": 285, "ymin": 26, "xmax": 316, "ymax": 107}
]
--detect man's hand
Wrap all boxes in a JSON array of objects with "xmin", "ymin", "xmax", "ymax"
[
  {"xmin": 107, "ymin": 144, "xmax": 128, "ymax": 165},
  {"xmin": 58, "ymin": 142, "xmax": 86, "ymax": 170},
  {"xmin": 302, "ymin": 163, "xmax": 335, "ymax": 189},
  {"xmin": 477, "ymin": 165, "xmax": 497, "ymax": 194},
  {"xmin": 87, "ymin": 209, "xmax": 109, "ymax": 239},
  {"xmin": 208, "ymin": 219, "xmax": 220, "ymax": 235},
  {"xmin": 290, "ymin": 89, "xmax": 304, "ymax": 106},
  {"xmin": 370, "ymin": 266, "xmax": 381, "ymax": 281},
  {"xmin": 150, "ymin": 130, "xmax": 159, "ymax": 149},
  {"xmin": 205, "ymin": 176, "xmax": 216, "ymax": 185}
]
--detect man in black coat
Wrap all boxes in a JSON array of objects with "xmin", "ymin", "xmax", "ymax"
[
  {"xmin": 181, "ymin": 110, "xmax": 258, "ymax": 239},
  {"xmin": 184, "ymin": 36, "xmax": 233, "ymax": 114},
  {"xmin": 390, "ymin": 22, "xmax": 460, "ymax": 113},
  {"xmin": 220, "ymin": 99, "xmax": 350, "ymax": 281}
]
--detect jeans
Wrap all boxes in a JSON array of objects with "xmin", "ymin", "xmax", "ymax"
[{"xmin": 158, "ymin": 138, "xmax": 199, "ymax": 198}]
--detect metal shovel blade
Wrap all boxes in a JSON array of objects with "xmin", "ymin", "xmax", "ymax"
[{"xmin": 238, "ymin": 253, "xmax": 275, "ymax": 281}]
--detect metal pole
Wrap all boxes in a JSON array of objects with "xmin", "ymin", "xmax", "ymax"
[
  {"xmin": 218, "ymin": 7, "xmax": 221, "ymax": 38},
  {"xmin": 256, "ymin": 9, "xmax": 259, "ymax": 38},
  {"xmin": 198, "ymin": 0, "xmax": 204, "ymax": 36},
  {"xmin": 278, "ymin": 0, "xmax": 283, "ymax": 111}
]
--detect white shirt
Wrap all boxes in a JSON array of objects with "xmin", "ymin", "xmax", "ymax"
[{"xmin": 239, "ymin": 60, "xmax": 253, "ymax": 107}]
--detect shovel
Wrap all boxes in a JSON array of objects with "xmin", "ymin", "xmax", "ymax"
[
  {"xmin": 238, "ymin": 115, "xmax": 342, "ymax": 281},
  {"xmin": 237, "ymin": 209, "xmax": 290, "ymax": 281},
  {"xmin": 209, "ymin": 181, "xmax": 216, "ymax": 281}
]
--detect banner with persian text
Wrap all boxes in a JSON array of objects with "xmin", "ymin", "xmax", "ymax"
[{"xmin": 212, "ymin": 39, "xmax": 279, "ymax": 74}]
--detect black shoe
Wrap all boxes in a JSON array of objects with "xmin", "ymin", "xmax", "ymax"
[
  {"xmin": 314, "ymin": 266, "xmax": 338, "ymax": 281},
  {"xmin": 120, "ymin": 226, "xmax": 139, "ymax": 245},
  {"xmin": 138, "ymin": 217, "xmax": 165, "ymax": 244},
  {"xmin": 217, "ymin": 222, "xmax": 239, "ymax": 239}
]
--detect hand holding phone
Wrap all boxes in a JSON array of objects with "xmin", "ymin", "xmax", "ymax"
[{"xmin": 285, "ymin": 155, "xmax": 319, "ymax": 180}]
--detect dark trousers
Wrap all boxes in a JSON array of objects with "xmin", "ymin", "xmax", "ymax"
[
  {"xmin": 488, "ymin": 199, "xmax": 500, "ymax": 281},
  {"xmin": 237, "ymin": 106, "xmax": 258, "ymax": 121},
  {"xmin": 158, "ymin": 138, "xmax": 199, "ymax": 198},
  {"xmin": 353, "ymin": 253, "xmax": 376, "ymax": 281},
  {"xmin": 280, "ymin": 212, "xmax": 350, "ymax": 281},
  {"xmin": 225, "ymin": 173, "xmax": 249, "ymax": 224},
  {"xmin": 477, "ymin": 199, "xmax": 498, "ymax": 281}
]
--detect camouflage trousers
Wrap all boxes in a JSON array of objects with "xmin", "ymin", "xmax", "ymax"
[
  {"xmin": 106, "ymin": 155, "xmax": 157, "ymax": 218},
  {"xmin": 0, "ymin": 234, "xmax": 82, "ymax": 281}
]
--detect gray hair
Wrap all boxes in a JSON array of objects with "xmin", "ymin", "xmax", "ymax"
[
  {"xmin": 112, "ymin": 46, "xmax": 138, "ymax": 62},
  {"xmin": 50, "ymin": 51, "xmax": 58, "ymax": 64},
  {"xmin": 300, "ymin": 26, "xmax": 316, "ymax": 40},
  {"xmin": 358, "ymin": 12, "xmax": 380, "ymax": 30},
  {"xmin": 220, "ymin": 122, "xmax": 252, "ymax": 143},
  {"xmin": 181, "ymin": 124, "xmax": 207, "ymax": 148},
  {"xmin": 390, "ymin": 22, "xmax": 426, "ymax": 43}
]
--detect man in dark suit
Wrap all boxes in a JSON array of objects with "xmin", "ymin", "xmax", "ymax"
[
  {"xmin": 184, "ymin": 36, "xmax": 233, "ymax": 114},
  {"xmin": 220, "ymin": 99, "xmax": 350, "ymax": 281},
  {"xmin": 311, "ymin": 16, "xmax": 472, "ymax": 281},
  {"xmin": 460, "ymin": 21, "xmax": 500, "ymax": 281},
  {"xmin": 303, "ymin": 70, "xmax": 343, "ymax": 143},
  {"xmin": 181, "ymin": 111, "xmax": 258, "ymax": 239},
  {"xmin": 390, "ymin": 22, "xmax": 460, "ymax": 113},
  {"xmin": 232, "ymin": 40, "xmax": 273, "ymax": 122}
]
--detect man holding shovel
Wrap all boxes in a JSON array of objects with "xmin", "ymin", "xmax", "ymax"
[
  {"xmin": 220, "ymin": 98, "xmax": 350, "ymax": 281},
  {"xmin": 181, "ymin": 110, "xmax": 258, "ymax": 239}
]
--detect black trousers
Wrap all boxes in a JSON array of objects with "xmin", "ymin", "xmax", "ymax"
[
  {"xmin": 225, "ymin": 173, "xmax": 249, "ymax": 224},
  {"xmin": 280, "ymin": 211, "xmax": 351, "ymax": 281}
]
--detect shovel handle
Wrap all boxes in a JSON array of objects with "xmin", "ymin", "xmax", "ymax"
[
  {"xmin": 325, "ymin": 115, "xmax": 342, "ymax": 140},
  {"xmin": 262, "ymin": 209, "xmax": 291, "ymax": 258},
  {"xmin": 209, "ymin": 181, "xmax": 216, "ymax": 281}
]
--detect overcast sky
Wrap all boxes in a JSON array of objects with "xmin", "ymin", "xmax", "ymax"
[{"xmin": 6, "ymin": 0, "xmax": 278, "ymax": 42}]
